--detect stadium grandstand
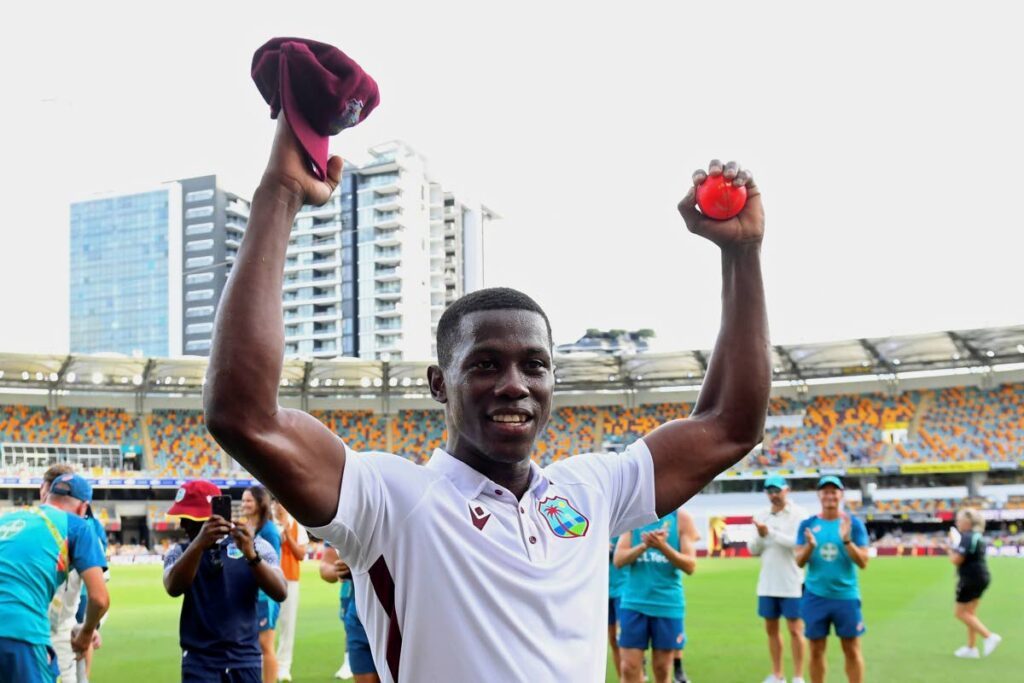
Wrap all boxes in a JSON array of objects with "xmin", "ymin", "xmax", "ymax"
[{"xmin": 2, "ymin": 324, "xmax": 1024, "ymax": 556}]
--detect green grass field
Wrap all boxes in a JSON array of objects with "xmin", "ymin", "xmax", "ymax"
[{"xmin": 90, "ymin": 558, "xmax": 1023, "ymax": 682}]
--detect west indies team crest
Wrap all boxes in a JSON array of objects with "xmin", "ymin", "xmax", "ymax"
[{"xmin": 538, "ymin": 496, "xmax": 589, "ymax": 538}]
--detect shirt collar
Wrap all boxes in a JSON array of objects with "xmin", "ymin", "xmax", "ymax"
[{"xmin": 426, "ymin": 448, "xmax": 549, "ymax": 499}]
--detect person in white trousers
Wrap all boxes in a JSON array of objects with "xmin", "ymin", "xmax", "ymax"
[
  {"xmin": 748, "ymin": 474, "xmax": 809, "ymax": 683},
  {"xmin": 275, "ymin": 504, "xmax": 308, "ymax": 681}
]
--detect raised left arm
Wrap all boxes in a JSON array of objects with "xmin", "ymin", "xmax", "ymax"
[{"xmin": 646, "ymin": 160, "xmax": 770, "ymax": 516}]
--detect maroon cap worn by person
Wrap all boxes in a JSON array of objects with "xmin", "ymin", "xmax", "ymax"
[
  {"xmin": 167, "ymin": 480, "xmax": 222, "ymax": 522},
  {"xmin": 252, "ymin": 37, "xmax": 380, "ymax": 180}
]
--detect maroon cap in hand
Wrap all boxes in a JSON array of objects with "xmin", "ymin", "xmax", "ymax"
[{"xmin": 252, "ymin": 37, "xmax": 380, "ymax": 179}]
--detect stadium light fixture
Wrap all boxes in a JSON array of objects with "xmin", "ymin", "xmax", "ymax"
[
  {"xmin": 415, "ymin": 378, "xmax": 424, "ymax": 386},
  {"xmin": 66, "ymin": 372, "xmax": 76, "ymax": 383},
  {"xmin": 373, "ymin": 378, "xmax": 383, "ymax": 387},
  {"xmin": 401, "ymin": 377, "xmax": 411, "ymax": 387},
  {"xmin": 21, "ymin": 371, "xmax": 29, "ymax": 380},
  {"xmin": 120, "ymin": 377, "xmax": 129, "ymax": 384},
  {"xmin": 389, "ymin": 377, "xmax": 398, "ymax": 387},
  {"xmin": 49, "ymin": 372, "xmax": 58, "ymax": 382},
  {"xmin": 861, "ymin": 360, "xmax": 871, "ymax": 367},
  {"xmin": 323, "ymin": 378, "xmax": 332, "ymax": 387},
  {"xmin": 178, "ymin": 377, "xmax": 186, "ymax": 385},
  {"xmin": 338, "ymin": 378, "xmax": 346, "ymax": 386},
  {"xmin": 91, "ymin": 372, "xmax": 103, "ymax": 384},
  {"xmin": 1017, "ymin": 344, "xmax": 1024, "ymax": 354},
  {"xmin": 35, "ymin": 372, "xmax": 44, "ymax": 381},
  {"xmin": 310, "ymin": 378, "xmax": 320, "ymax": 388},
  {"xmin": 132, "ymin": 375, "xmax": 143, "ymax": 386},
  {"xmin": 892, "ymin": 359, "xmax": 901, "ymax": 366},
  {"xmin": 986, "ymin": 350, "xmax": 996, "ymax": 358},
  {"xmin": 0, "ymin": 370, "xmax": 4, "ymax": 380},
  {"xmin": 952, "ymin": 353, "xmax": 961, "ymax": 360}
]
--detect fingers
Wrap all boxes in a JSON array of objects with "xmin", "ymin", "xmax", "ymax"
[
  {"xmin": 708, "ymin": 158, "xmax": 723, "ymax": 176},
  {"xmin": 325, "ymin": 155, "xmax": 344, "ymax": 192}
]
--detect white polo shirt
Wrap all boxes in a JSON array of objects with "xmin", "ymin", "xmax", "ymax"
[
  {"xmin": 747, "ymin": 502, "xmax": 808, "ymax": 598},
  {"xmin": 309, "ymin": 439, "xmax": 657, "ymax": 682}
]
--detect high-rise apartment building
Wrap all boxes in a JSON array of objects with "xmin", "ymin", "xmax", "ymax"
[{"xmin": 70, "ymin": 145, "xmax": 493, "ymax": 362}]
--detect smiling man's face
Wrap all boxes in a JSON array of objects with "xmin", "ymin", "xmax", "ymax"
[{"xmin": 430, "ymin": 309, "xmax": 554, "ymax": 466}]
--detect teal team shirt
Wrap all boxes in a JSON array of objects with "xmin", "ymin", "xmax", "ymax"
[
  {"xmin": 256, "ymin": 521, "xmax": 282, "ymax": 605},
  {"xmin": 0, "ymin": 505, "xmax": 106, "ymax": 645},
  {"xmin": 796, "ymin": 515, "xmax": 869, "ymax": 600},
  {"xmin": 609, "ymin": 535, "xmax": 628, "ymax": 599},
  {"xmin": 619, "ymin": 514, "xmax": 684, "ymax": 618}
]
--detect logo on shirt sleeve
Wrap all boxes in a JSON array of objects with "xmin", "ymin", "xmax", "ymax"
[
  {"xmin": 469, "ymin": 504, "xmax": 491, "ymax": 531},
  {"xmin": 538, "ymin": 496, "xmax": 589, "ymax": 538}
]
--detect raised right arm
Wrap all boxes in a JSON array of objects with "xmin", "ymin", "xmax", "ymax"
[{"xmin": 204, "ymin": 116, "xmax": 346, "ymax": 527}]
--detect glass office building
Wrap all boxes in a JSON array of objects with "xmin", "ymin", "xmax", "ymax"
[{"xmin": 69, "ymin": 185, "xmax": 182, "ymax": 356}]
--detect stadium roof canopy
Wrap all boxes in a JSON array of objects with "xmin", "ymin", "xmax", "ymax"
[{"xmin": 1, "ymin": 325, "xmax": 1022, "ymax": 398}]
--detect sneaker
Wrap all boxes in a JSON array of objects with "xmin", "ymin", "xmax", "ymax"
[
  {"xmin": 792, "ymin": 678, "xmax": 806, "ymax": 683},
  {"xmin": 954, "ymin": 646, "xmax": 980, "ymax": 659},
  {"xmin": 334, "ymin": 658, "xmax": 353, "ymax": 679},
  {"xmin": 982, "ymin": 633, "xmax": 1002, "ymax": 656},
  {"xmin": 762, "ymin": 676, "xmax": 785, "ymax": 683},
  {"xmin": 278, "ymin": 675, "xmax": 292, "ymax": 682}
]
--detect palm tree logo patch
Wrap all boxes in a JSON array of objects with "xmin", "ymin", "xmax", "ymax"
[{"xmin": 538, "ymin": 496, "xmax": 589, "ymax": 538}]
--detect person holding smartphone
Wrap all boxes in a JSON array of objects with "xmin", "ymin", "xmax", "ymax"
[{"xmin": 163, "ymin": 480, "xmax": 287, "ymax": 683}]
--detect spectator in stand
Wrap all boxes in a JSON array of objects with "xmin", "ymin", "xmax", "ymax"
[
  {"xmin": 273, "ymin": 503, "xmax": 308, "ymax": 682},
  {"xmin": 0, "ymin": 473, "xmax": 109, "ymax": 683},
  {"xmin": 748, "ymin": 475, "xmax": 808, "ymax": 683},
  {"xmin": 241, "ymin": 486, "xmax": 283, "ymax": 683},
  {"xmin": 950, "ymin": 508, "xmax": 1001, "ymax": 659},
  {"xmin": 163, "ymin": 480, "xmax": 287, "ymax": 683}
]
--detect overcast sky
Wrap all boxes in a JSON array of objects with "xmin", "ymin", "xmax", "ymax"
[{"xmin": 2, "ymin": 1, "xmax": 1022, "ymax": 356}]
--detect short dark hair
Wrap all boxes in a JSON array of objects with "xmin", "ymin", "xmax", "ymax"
[{"xmin": 436, "ymin": 287, "xmax": 552, "ymax": 368}]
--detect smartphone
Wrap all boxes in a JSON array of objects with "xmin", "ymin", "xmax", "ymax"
[{"xmin": 211, "ymin": 495, "xmax": 233, "ymax": 523}]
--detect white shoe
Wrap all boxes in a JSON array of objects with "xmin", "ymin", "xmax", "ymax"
[
  {"xmin": 982, "ymin": 633, "xmax": 1002, "ymax": 656},
  {"xmin": 335, "ymin": 659, "xmax": 353, "ymax": 679},
  {"xmin": 278, "ymin": 672, "xmax": 292, "ymax": 682},
  {"xmin": 762, "ymin": 676, "xmax": 785, "ymax": 683},
  {"xmin": 954, "ymin": 646, "xmax": 980, "ymax": 658},
  {"xmin": 793, "ymin": 678, "xmax": 806, "ymax": 683}
]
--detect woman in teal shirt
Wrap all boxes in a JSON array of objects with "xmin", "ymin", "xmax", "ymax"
[{"xmin": 243, "ymin": 486, "xmax": 281, "ymax": 683}]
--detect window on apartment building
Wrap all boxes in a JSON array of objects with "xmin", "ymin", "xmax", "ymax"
[
  {"xmin": 185, "ymin": 206, "xmax": 215, "ymax": 219},
  {"xmin": 185, "ymin": 306, "xmax": 215, "ymax": 318},
  {"xmin": 185, "ymin": 339, "xmax": 212, "ymax": 352},
  {"xmin": 186, "ymin": 322, "xmax": 214, "ymax": 335},
  {"xmin": 186, "ymin": 222, "xmax": 214, "ymax": 236},
  {"xmin": 185, "ymin": 272, "xmax": 215, "ymax": 285},
  {"xmin": 185, "ymin": 256, "xmax": 214, "ymax": 268},
  {"xmin": 185, "ymin": 189, "xmax": 215, "ymax": 203},
  {"xmin": 185, "ymin": 239, "xmax": 214, "ymax": 252},
  {"xmin": 185, "ymin": 289, "xmax": 215, "ymax": 302}
]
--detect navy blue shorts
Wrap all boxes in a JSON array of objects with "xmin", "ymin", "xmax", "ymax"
[
  {"xmin": 0, "ymin": 637, "xmax": 59, "ymax": 683},
  {"xmin": 344, "ymin": 599, "xmax": 377, "ymax": 675},
  {"xmin": 257, "ymin": 599, "xmax": 280, "ymax": 632},
  {"xmin": 758, "ymin": 595, "xmax": 802, "ymax": 620},
  {"xmin": 182, "ymin": 662, "xmax": 261, "ymax": 683},
  {"xmin": 608, "ymin": 596, "xmax": 621, "ymax": 626},
  {"xmin": 801, "ymin": 591, "xmax": 865, "ymax": 640},
  {"xmin": 617, "ymin": 607, "xmax": 685, "ymax": 651}
]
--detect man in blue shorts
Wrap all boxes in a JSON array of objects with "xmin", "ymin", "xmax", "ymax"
[
  {"xmin": 163, "ymin": 480, "xmax": 287, "ymax": 683},
  {"xmin": 748, "ymin": 474, "xmax": 807, "ymax": 683},
  {"xmin": 795, "ymin": 476, "xmax": 869, "ymax": 683},
  {"xmin": 0, "ymin": 473, "xmax": 109, "ymax": 683},
  {"xmin": 614, "ymin": 509, "xmax": 699, "ymax": 683},
  {"xmin": 320, "ymin": 542, "xmax": 379, "ymax": 683}
]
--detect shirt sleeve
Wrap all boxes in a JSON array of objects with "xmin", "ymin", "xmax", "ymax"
[
  {"xmin": 306, "ymin": 449, "xmax": 428, "ymax": 574},
  {"xmin": 163, "ymin": 543, "xmax": 185, "ymax": 572},
  {"xmin": 956, "ymin": 530, "xmax": 972, "ymax": 555},
  {"xmin": 67, "ymin": 515, "xmax": 107, "ymax": 574},
  {"xmin": 852, "ymin": 517, "xmax": 869, "ymax": 547},
  {"xmin": 795, "ymin": 518, "xmax": 810, "ymax": 547},
  {"xmin": 295, "ymin": 523, "xmax": 309, "ymax": 545},
  {"xmin": 254, "ymin": 537, "xmax": 280, "ymax": 566},
  {"xmin": 545, "ymin": 439, "xmax": 658, "ymax": 537}
]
